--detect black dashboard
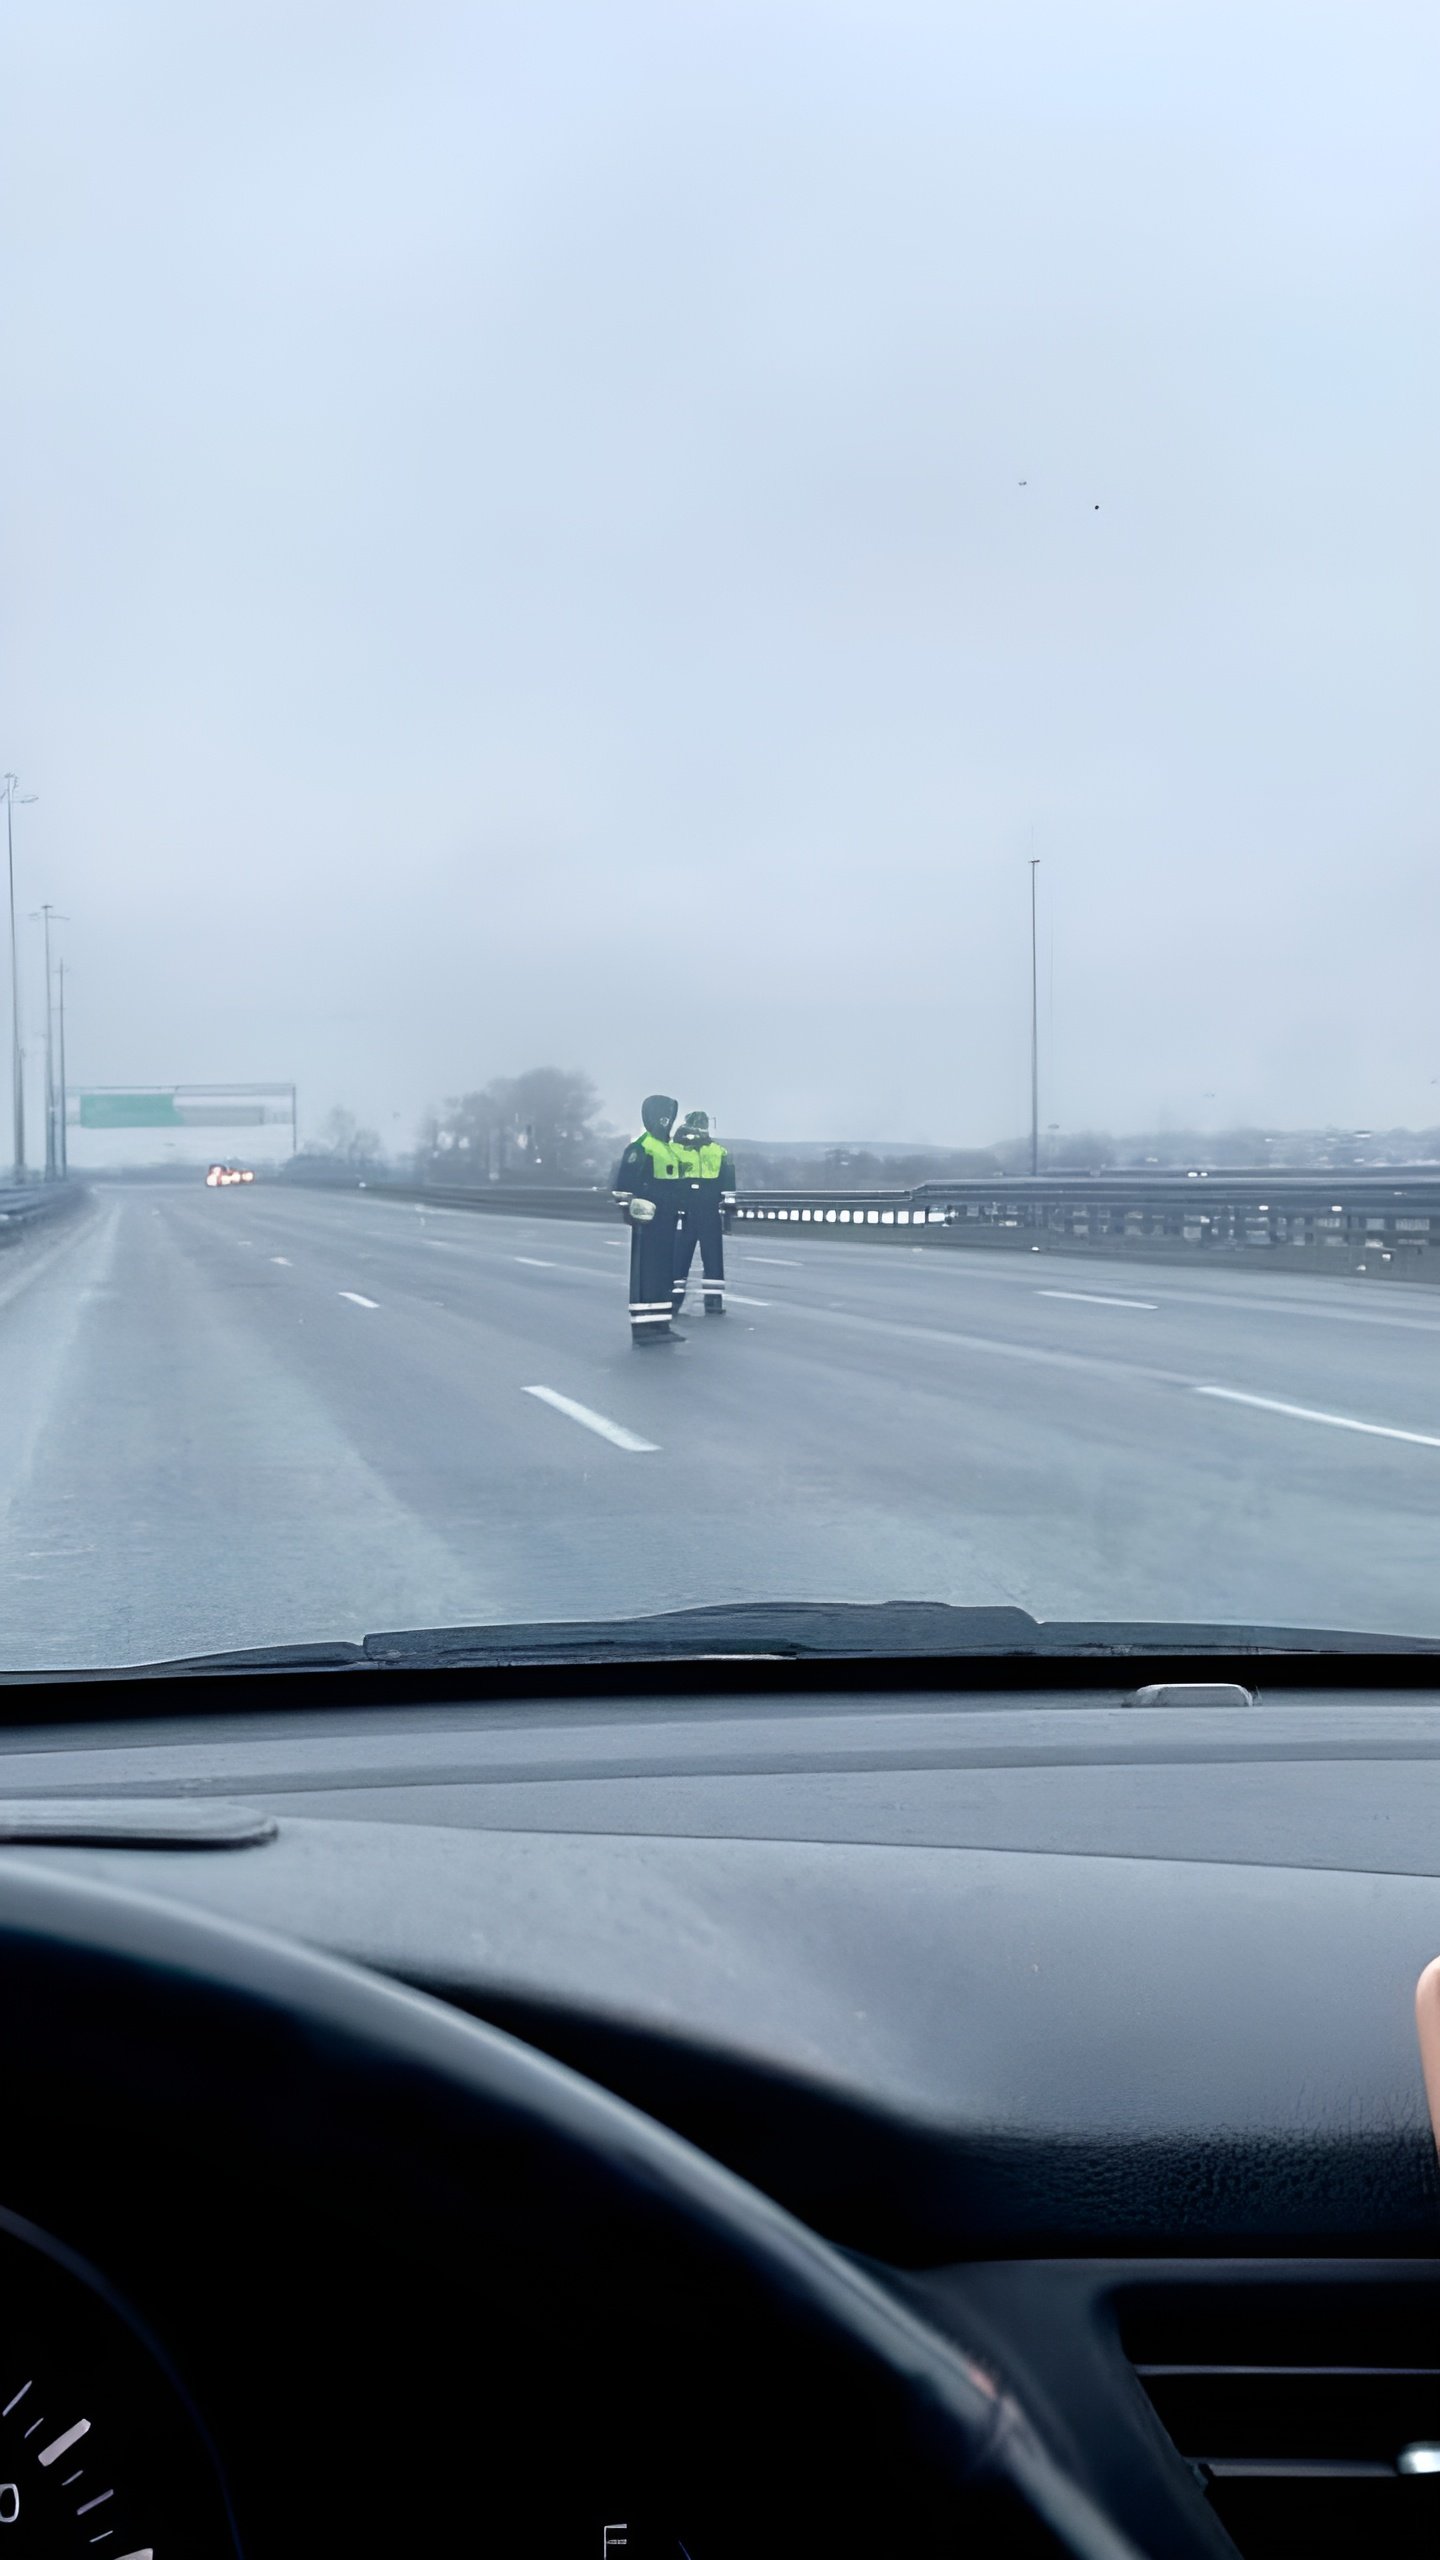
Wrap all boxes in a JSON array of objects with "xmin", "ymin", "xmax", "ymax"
[{"xmin": 1, "ymin": 1668, "xmax": 1439, "ymax": 2556}]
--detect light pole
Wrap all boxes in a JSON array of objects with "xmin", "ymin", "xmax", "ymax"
[
  {"xmin": 31, "ymin": 906, "xmax": 67, "ymax": 1179},
  {"xmin": 55, "ymin": 961, "xmax": 68, "ymax": 1178},
  {"xmin": 3, "ymin": 776, "xmax": 37, "ymax": 1178},
  {"xmin": 1028, "ymin": 856, "xmax": 1040, "ymax": 1177}
]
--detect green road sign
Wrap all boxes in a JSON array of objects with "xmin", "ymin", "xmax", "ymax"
[{"xmin": 78, "ymin": 1093, "xmax": 185, "ymax": 1129}]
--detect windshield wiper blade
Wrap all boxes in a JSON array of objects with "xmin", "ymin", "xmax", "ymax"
[
  {"xmin": 363, "ymin": 1602, "xmax": 1044, "ymax": 1665},
  {"xmin": 357, "ymin": 1601, "xmax": 1440, "ymax": 1666},
  {"xmin": 36, "ymin": 1639, "xmax": 369, "ymax": 1681},
  {"xmin": 14, "ymin": 1603, "xmax": 1440, "ymax": 1684}
]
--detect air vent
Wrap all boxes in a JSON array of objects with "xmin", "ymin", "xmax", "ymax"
[{"xmin": 1119, "ymin": 2279, "xmax": 1440, "ymax": 2559}]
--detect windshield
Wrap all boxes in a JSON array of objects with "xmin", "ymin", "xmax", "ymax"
[{"xmin": 3, "ymin": 2, "xmax": 1436, "ymax": 1669}]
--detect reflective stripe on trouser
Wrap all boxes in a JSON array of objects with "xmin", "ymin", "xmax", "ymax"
[{"xmin": 629, "ymin": 1205, "xmax": 680, "ymax": 1334}]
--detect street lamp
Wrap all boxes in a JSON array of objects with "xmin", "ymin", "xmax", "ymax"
[
  {"xmin": 31, "ymin": 905, "xmax": 67, "ymax": 1180},
  {"xmin": 2, "ymin": 777, "xmax": 38, "ymax": 1178},
  {"xmin": 55, "ymin": 960, "xmax": 69, "ymax": 1178},
  {"xmin": 1028, "ymin": 858, "xmax": 1041, "ymax": 1176}
]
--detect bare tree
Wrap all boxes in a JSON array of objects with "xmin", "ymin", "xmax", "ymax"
[
  {"xmin": 305, "ymin": 1106, "xmax": 382, "ymax": 1165},
  {"xmin": 419, "ymin": 1068, "xmax": 603, "ymax": 1182}
]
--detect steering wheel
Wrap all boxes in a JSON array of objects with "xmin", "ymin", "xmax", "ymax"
[{"xmin": 0, "ymin": 1863, "xmax": 1141, "ymax": 2557}]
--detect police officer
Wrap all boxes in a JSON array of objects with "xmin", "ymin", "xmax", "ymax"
[
  {"xmin": 611, "ymin": 1095, "xmax": 686, "ymax": 1345},
  {"xmin": 670, "ymin": 1111, "xmax": 736, "ymax": 1318}
]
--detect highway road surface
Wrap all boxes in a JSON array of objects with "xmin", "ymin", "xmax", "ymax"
[{"xmin": 0, "ymin": 1181, "xmax": 1436, "ymax": 1670}]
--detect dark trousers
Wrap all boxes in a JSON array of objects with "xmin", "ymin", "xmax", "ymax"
[
  {"xmin": 628, "ymin": 1201, "xmax": 681, "ymax": 1339},
  {"xmin": 672, "ymin": 1197, "xmax": 725, "ymax": 1310}
]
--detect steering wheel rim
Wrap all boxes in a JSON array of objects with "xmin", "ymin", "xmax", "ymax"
[{"xmin": 0, "ymin": 1860, "xmax": 1141, "ymax": 2559}]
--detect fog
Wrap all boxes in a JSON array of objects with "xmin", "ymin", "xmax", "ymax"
[{"xmin": 6, "ymin": 0, "xmax": 1437, "ymax": 1154}]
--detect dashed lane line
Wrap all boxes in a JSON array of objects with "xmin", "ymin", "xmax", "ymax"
[
  {"xmin": 1194, "ymin": 1387, "xmax": 1440, "ymax": 1449},
  {"xmin": 270, "ymin": 1256, "xmax": 291, "ymax": 1265},
  {"xmin": 338, "ymin": 1291, "xmax": 380, "ymax": 1309},
  {"xmin": 523, "ymin": 1386, "xmax": 659, "ymax": 1453},
  {"xmin": 724, "ymin": 1294, "xmax": 772, "ymax": 1309},
  {"xmin": 1039, "ymin": 1289, "xmax": 1157, "ymax": 1310},
  {"xmin": 513, "ymin": 1260, "xmax": 609, "ymax": 1281}
]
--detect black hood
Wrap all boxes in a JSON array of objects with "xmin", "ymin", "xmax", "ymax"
[{"xmin": 641, "ymin": 1094, "xmax": 678, "ymax": 1140}]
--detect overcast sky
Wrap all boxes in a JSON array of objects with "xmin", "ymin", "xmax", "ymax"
[{"xmin": 6, "ymin": 0, "xmax": 1437, "ymax": 1151}]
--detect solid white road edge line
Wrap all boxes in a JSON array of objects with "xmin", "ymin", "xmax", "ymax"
[
  {"xmin": 1039, "ymin": 1289, "xmax": 1158, "ymax": 1309},
  {"xmin": 523, "ymin": 1386, "xmax": 659, "ymax": 1453},
  {"xmin": 338, "ymin": 1291, "xmax": 380, "ymax": 1309},
  {"xmin": 513, "ymin": 1256, "xmax": 556, "ymax": 1267},
  {"xmin": 1195, "ymin": 1386, "xmax": 1440, "ymax": 1449}
]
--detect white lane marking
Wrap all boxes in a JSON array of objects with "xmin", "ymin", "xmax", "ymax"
[
  {"xmin": 269, "ymin": 1255, "xmax": 291, "ymax": 1265},
  {"xmin": 111, "ymin": 2549, "xmax": 155, "ymax": 2559},
  {"xmin": 1, "ymin": 2384, "xmax": 30, "ymax": 2416},
  {"xmin": 513, "ymin": 1255, "xmax": 556, "ymax": 1268},
  {"xmin": 948, "ymin": 1256, "xmax": 1440, "ymax": 1336},
  {"xmin": 1194, "ymin": 1387, "xmax": 1440, "ymax": 1448},
  {"xmin": 338, "ymin": 1291, "xmax": 380, "ymax": 1309},
  {"xmin": 1039, "ymin": 1289, "xmax": 1157, "ymax": 1309},
  {"xmin": 39, "ymin": 2419, "xmax": 89, "ymax": 2466},
  {"xmin": 523, "ymin": 1386, "xmax": 659, "ymax": 1452},
  {"xmin": 745, "ymin": 1255, "xmax": 804, "ymax": 1267},
  {"xmin": 76, "ymin": 2491, "xmax": 113, "ymax": 2515},
  {"xmin": 725, "ymin": 1293, "xmax": 771, "ymax": 1308},
  {"xmin": 808, "ymin": 1297, "xmax": 1440, "ymax": 1454}
]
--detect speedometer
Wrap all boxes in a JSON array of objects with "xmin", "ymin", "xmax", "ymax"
[{"xmin": 0, "ymin": 2212, "xmax": 238, "ymax": 2556}]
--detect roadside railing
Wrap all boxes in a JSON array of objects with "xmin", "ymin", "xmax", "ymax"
[
  {"xmin": 281, "ymin": 1173, "xmax": 618, "ymax": 1220},
  {"xmin": 734, "ymin": 1170, "xmax": 1440, "ymax": 1279},
  {"xmin": 278, "ymin": 1165, "xmax": 1440, "ymax": 1280},
  {"xmin": 0, "ymin": 1183, "xmax": 88, "ymax": 1247}
]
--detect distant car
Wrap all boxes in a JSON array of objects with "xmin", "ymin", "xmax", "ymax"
[
  {"xmin": 203, "ymin": 1164, "xmax": 254, "ymax": 1187},
  {"xmin": 204, "ymin": 1163, "xmax": 226, "ymax": 1187}
]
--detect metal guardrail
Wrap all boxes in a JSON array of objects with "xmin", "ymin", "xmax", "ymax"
[
  {"xmin": 281, "ymin": 1172, "xmax": 617, "ymax": 1219},
  {"xmin": 0, "ymin": 1183, "xmax": 88, "ymax": 1246},
  {"xmin": 280, "ymin": 1165, "xmax": 1440, "ymax": 1278},
  {"xmin": 732, "ymin": 1170, "xmax": 1440, "ymax": 1278}
]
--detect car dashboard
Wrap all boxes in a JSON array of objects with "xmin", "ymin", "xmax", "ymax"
[{"xmin": 1, "ymin": 1667, "xmax": 1439, "ymax": 2557}]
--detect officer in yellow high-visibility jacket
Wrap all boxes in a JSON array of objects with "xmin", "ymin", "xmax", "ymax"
[
  {"xmin": 671, "ymin": 1111, "xmax": 736, "ymax": 1318},
  {"xmin": 611, "ymin": 1095, "xmax": 686, "ymax": 1345}
]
